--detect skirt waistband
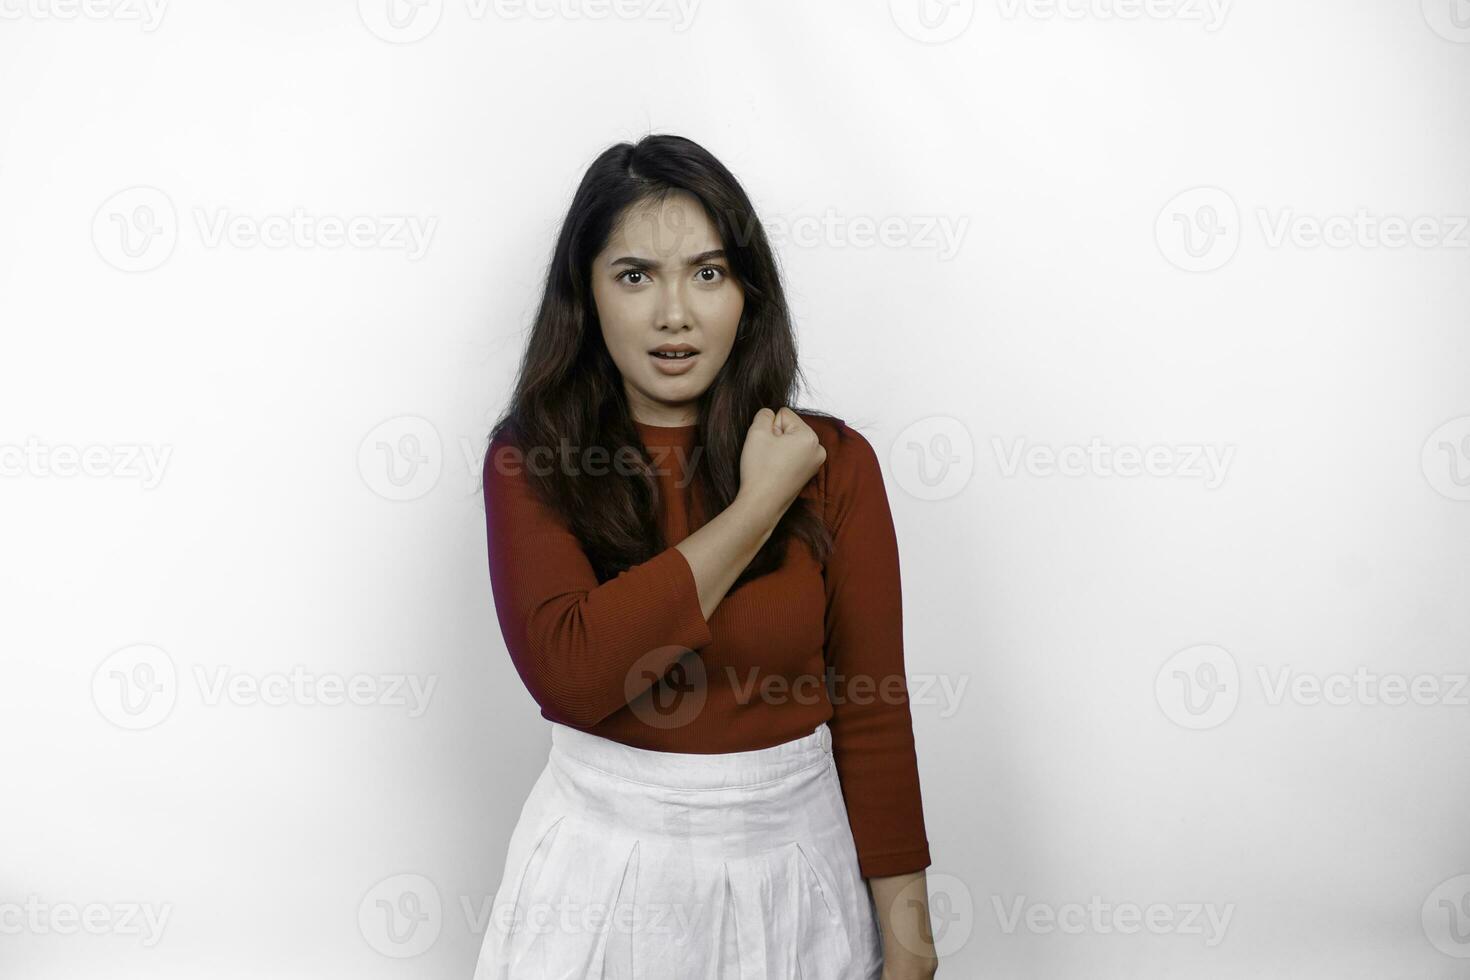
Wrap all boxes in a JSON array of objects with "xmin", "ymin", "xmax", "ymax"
[{"xmin": 548, "ymin": 721, "xmax": 833, "ymax": 790}]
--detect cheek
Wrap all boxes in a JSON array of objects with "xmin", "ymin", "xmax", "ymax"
[
  {"xmin": 593, "ymin": 287, "xmax": 642, "ymax": 345},
  {"xmin": 696, "ymin": 288, "xmax": 744, "ymax": 332}
]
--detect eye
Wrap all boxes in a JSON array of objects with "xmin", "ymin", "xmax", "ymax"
[
  {"xmin": 616, "ymin": 269, "xmax": 649, "ymax": 285},
  {"xmin": 695, "ymin": 265, "xmax": 726, "ymax": 283}
]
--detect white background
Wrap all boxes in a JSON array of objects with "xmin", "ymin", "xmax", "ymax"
[{"xmin": 3, "ymin": 0, "xmax": 1469, "ymax": 977}]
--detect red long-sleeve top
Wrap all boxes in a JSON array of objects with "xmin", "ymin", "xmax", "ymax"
[{"xmin": 481, "ymin": 412, "xmax": 931, "ymax": 878}]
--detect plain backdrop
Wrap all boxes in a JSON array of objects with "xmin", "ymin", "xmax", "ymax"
[{"xmin": 2, "ymin": 1, "xmax": 1469, "ymax": 977}]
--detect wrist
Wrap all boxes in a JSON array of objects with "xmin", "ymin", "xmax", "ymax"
[{"xmin": 729, "ymin": 490, "xmax": 786, "ymax": 541}]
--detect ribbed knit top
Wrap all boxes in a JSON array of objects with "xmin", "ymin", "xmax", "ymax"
[{"xmin": 481, "ymin": 413, "xmax": 931, "ymax": 878}]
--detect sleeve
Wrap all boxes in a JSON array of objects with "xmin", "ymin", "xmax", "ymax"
[
  {"xmin": 482, "ymin": 432, "xmax": 714, "ymax": 728},
  {"xmin": 821, "ymin": 420, "xmax": 933, "ymax": 878}
]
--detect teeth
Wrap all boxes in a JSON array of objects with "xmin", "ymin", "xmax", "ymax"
[{"xmin": 653, "ymin": 351, "xmax": 695, "ymax": 358}]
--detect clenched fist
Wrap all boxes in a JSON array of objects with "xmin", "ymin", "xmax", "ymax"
[{"xmin": 737, "ymin": 407, "xmax": 827, "ymax": 519}]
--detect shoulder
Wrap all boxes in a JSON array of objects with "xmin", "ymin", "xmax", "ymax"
[
  {"xmin": 797, "ymin": 411, "xmax": 880, "ymax": 473},
  {"xmin": 795, "ymin": 412, "xmax": 886, "ymax": 524},
  {"xmin": 482, "ymin": 428, "xmax": 521, "ymax": 485},
  {"xmin": 481, "ymin": 425, "xmax": 547, "ymax": 507},
  {"xmin": 483, "ymin": 422, "xmax": 556, "ymax": 480}
]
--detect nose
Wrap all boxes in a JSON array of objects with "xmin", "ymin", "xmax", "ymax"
[{"xmin": 655, "ymin": 277, "xmax": 691, "ymax": 331}]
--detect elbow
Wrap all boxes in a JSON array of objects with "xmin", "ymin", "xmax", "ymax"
[
  {"xmin": 528, "ymin": 681, "xmax": 614, "ymax": 729},
  {"xmin": 541, "ymin": 699, "xmax": 611, "ymax": 729},
  {"xmin": 523, "ymin": 666, "xmax": 603, "ymax": 728},
  {"xmin": 510, "ymin": 635, "xmax": 617, "ymax": 729}
]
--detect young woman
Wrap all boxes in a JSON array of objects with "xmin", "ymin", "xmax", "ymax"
[{"xmin": 472, "ymin": 134, "xmax": 939, "ymax": 979}]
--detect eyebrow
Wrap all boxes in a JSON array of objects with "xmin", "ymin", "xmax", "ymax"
[{"xmin": 608, "ymin": 249, "xmax": 727, "ymax": 270}]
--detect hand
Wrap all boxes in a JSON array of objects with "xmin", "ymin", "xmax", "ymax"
[
  {"xmin": 736, "ymin": 407, "xmax": 826, "ymax": 520},
  {"xmin": 881, "ymin": 965, "xmax": 938, "ymax": 980}
]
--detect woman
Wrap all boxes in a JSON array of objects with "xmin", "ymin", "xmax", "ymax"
[{"xmin": 473, "ymin": 133, "xmax": 939, "ymax": 978}]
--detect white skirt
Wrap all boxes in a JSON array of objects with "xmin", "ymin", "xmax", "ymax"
[{"xmin": 471, "ymin": 720, "xmax": 884, "ymax": 979}]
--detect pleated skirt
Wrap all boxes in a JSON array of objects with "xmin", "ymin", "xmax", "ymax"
[{"xmin": 471, "ymin": 719, "xmax": 884, "ymax": 979}]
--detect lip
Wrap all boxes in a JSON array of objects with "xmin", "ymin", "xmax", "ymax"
[{"xmin": 649, "ymin": 350, "xmax": 700, "ymax": 375}]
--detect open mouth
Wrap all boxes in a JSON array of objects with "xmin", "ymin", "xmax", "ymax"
[{"xmin": 649, "ymin": 348, "xmax": 700, "ymax": 374}]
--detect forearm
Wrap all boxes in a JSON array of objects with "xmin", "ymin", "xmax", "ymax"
[
  {"xmin": 867, "ymin": 869, "xmax": 939, "ymax": 978},
  {"xmin": 674, "ymin": 491, "xmax": 783, "ymax": 622}
]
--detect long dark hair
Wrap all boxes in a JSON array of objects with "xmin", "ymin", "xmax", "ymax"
[{"xmin": 485, "ymin": 133, "xmax": 835, "ymax": 590}]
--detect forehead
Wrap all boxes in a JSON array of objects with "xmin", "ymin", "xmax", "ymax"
[{"xmin": 603, "ymin": 190, "xmax": 722, "ymax": 259}]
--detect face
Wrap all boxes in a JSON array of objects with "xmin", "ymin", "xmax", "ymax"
[{"xmin": 590, "ymin": 189, "xmax": 744, "ymax": 426}]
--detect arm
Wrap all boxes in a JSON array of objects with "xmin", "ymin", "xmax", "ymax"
[
  {"xmin": 819, "ymin": 421, "xmax": 938, "ymax": 974},
  {"xmin": 869, "ymin": 871, "xmax": 939, "ymax": 979},
  {"xmin": 483, "ymin": 433, "xmax": 780, "ymax": 728},
  {"xmin": 675, "ymin": 493, "xmax": 783, "ymax": 621}
]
